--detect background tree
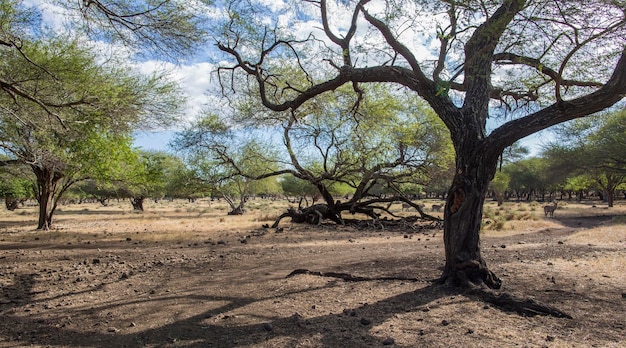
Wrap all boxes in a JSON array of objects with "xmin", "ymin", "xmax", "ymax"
[
  {"xmin": 502, "ymin": 157, "xmax": 549, "ymax": 201},
  {"xmin": 0, "ymin": 36, "xmax": 184, "ymax": 228},
  {"xmin": 544, "ymin": 110, "xmax": 626, "ymax": 207},
  {"xmin": 164, "ymin": 167, "xmax": 208, "ymax": 202},
  {"xmin": 72, "ymin": 179, "xmax": 120, "ymax": 206},
  {"xmin": 114, "ymin": 151, "xmax": 172, "ymax": 211},
  {"xmin": 489, "ymin": 171, "xmax": 510, "ymax": 206},
  {"xmin": 562, "ymin": 175, "xmax": 594, "ymax": 202},
  {"xmin": 159, "ymin": 155, "xmax": 208, "ymax": 202},
  {"xmin": 173, "ymin": 117, "xmax": 281, "ymax": 215},
  {"xmin": 175, "ymin": 84, "xmax": 452, "ymax": 223},
  {"xmin": 215, "ymin": 0, "xmax": 626, "ymax": 290},
  {"xmin": 247, "ymin": 174, "xmax": 283, "ymax": 200},
  {"xmin": 280, "ymin": 174, "xmax": 320, "ymax": 203},
  {"xmin": 0, "ymin": 161, "xmax": 33, "ymax": 210}
]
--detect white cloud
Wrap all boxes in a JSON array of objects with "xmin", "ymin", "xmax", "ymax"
[
  {"xmin": 133, "ymin": 60, "xmax": 219, "ymax": 124},
  {"xmin": 257, "ymin": 0, "xmax": 288, "ymax": 12},
  {"xmin": 23, "ymin": 0, "xmax": 68, "ymax": 34}
]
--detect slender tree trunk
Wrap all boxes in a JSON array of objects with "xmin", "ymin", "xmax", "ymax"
[
  {"xmin": 441, "ymin": 150, "xmax": 502, "ymax": 289},
  {"xmin": 32, "ymin": 166, "xmax": 62, "ymax": 230}
]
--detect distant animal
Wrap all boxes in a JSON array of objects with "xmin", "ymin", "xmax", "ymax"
[
  {"xmin": 544, "ymin": 201, "xmax": 558, "ymax": 217},
  {"xmin": 402, "ymin": 202, "xmax": 425, "ymax": 211},
  {"xmin": 431, "ymin": 204, "xmax": 443, "ymax": 212}
]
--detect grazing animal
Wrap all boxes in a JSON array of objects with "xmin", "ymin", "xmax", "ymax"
[
  {"xmin": 543, "ymin": 201, "xmax": 558, "ymax": 217},
  {"xmin": 431, "ymin": 204, "xmax": 443, "ymax": 212},
  {"xmin": 401, "ymin": 203, "xmax": 411, "ymax": 211}
]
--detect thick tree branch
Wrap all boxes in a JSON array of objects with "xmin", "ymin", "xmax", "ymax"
[
  {"xmin": 320, "ymin": 0, "xmax": 365, "ymax": 67},
  {"xmin": 359, "ymin": 6, "xmax": 432, "ymax": 94},
  {"xmin": 493, "ymin": 52, "xmax": 604, "ymax": 88},
  {"xmin": 461, "ymin": 0, "xmax": 526, "ymax": 122},
  {"xmin": 486, "ymin": 48, "xmax": 626, "ymax": 157}
]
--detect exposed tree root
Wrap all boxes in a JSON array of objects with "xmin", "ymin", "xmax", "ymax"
[
  {"xmin": 439, "ymin": 269, "xmax": 571, "ymax": 318},
  {"xmin": 272, "ymin": 205, "xmax": 343, "ymax": 228},
  {"xmin": 440, "ymin": 261, "xmax": 502, "ymax": 290},
  {"xmin": 285, "ymin": 269, "xmax": 427, "ymax": 283}
]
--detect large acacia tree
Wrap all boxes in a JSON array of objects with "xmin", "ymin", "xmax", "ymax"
[{"xmin": 215, "ymin": 0, "xmax": 626, "ymax": 289}]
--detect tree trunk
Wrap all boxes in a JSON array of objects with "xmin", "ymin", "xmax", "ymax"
[
  {"xmin": 222, "ymin": 194, "xmax": 246, "ymax": 215},
  {"xmin": 32, "ymin": 166, "xmax": 63, "ymax": 230},
  {"xmin": 4, "ymin": 197, "xmax": 22, "ymax": 211},
  {"xmin": 495, "ymin": 191, "xmax": 504, "ymax": 206},
  {"xmin": 441, "ymin": 152, "xmax": 502, "ymax": 289},
  {"xmin": 131, "ymin": 197, "xmax": 145, "ymax": 211},
  {"xmin": 607, "ymin": 190, "xmax": 614, "ymax": 207}
]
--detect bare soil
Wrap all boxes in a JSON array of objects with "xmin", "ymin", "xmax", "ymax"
[{"xmin": 0, "ymin": 200, "xmax": 624, "ymax": 347}]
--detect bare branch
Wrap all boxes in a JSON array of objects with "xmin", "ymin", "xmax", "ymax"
[
  {"xmin": 493, "ymin": 52, "xmax": 604, "ymax": 88},
  {"xmin": 486, "ymin": 47, "xmax": 626, "ymax": 158}
]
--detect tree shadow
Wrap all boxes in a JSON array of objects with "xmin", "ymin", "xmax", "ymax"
[
  {"xmin": 0, "ymin": 266, "xmax": 581, "ymax": 348},
  {"xmin": 0, "ymin": 268, "xmax": 451, "ymax": 347},
  {"xmin": 552, "ymin": 214, "xmax": 615, "ymax": 229}
]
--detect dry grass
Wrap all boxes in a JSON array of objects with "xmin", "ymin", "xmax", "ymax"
[
  {"xmin": 1, "ymin": 198, "xmax": 625, "ymax": 348},
  {"xmin": 567, "ymin": 224, "xmax": 626, "ymax": 245},
  {"xmin": 0, "ymin": 199, "xmax": 267, "ymax": 243},
  {"xmin": 3, "ymin": 199, "xmax": 625, "ymax": 239}
]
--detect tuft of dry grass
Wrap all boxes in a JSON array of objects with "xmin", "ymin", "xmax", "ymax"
[
  {"xmin": 2, "ymin": 199, "xmax": 625, "ymax": 242},
  {"xmin": 566, "ymin": 225, "xmax": 626, "ymax": 245}
]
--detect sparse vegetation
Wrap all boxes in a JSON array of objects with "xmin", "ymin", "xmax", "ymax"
[{"xmin": 0, "ymin": 199, "xmax": 624, "ymax": 347}]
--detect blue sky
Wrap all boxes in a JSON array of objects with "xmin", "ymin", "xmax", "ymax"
[
  {"xmin": 133, "ymin": 131, "xmax": 177, "ymax": 152},
  {"xmin": 132, "ymin": 128, "xmax": 547, "ymax": 157}
]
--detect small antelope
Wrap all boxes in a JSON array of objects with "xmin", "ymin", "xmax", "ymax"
[
  {"xmin": 543, "ymin": 201, "xmax": 558, "ymax": 217},
  {"xmin": 401, "ymin": 203, "xmax": 411, "ymax": 211},
  {"xmin": 431, "ymin": 204, "xmax": 443, "ymax": 212}
]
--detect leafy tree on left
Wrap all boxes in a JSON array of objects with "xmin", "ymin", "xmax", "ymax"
[
  {"xmin": 0, "ymin": 36, "xmax": 184, "ymax": 229},
  {"xmin": 0, "ymin": 157, "xmax": 33, "ymax": 210}
]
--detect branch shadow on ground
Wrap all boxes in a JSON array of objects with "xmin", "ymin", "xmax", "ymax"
[
  {"xmin": 0, "ymin": 266, "xmax": 583, "ymax": 348},
  {"xmin": 0, "ymin": 268, "xmax": 452, "ymax": 348}
]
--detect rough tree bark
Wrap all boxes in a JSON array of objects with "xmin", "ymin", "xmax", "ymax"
[
  {"xmin": 32, "ymin": 166, "xmax": 62, "ymax": 230},
  {"xmin": 441, "ymin": 145, "xmax": 502, "ymax": 289}
]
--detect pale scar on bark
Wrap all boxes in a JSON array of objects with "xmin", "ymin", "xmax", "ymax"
[{"xmin": 450, "ymin": 187, "xmax": 465, "ymax": 214}]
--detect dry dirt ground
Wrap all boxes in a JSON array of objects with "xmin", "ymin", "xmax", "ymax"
[{"xmin": 0, "ymin": 199, "xmax": 624, "ymax": 348}]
